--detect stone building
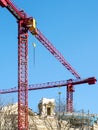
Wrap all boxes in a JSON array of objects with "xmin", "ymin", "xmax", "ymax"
[{"xmin": 38, "ymin": 98, "xmax": 55, "ymax": 117}]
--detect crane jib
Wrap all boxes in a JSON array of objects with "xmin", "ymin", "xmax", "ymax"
[{"xmin": 0, "ymin": 0, "xmax": 81, "ymax": 79}]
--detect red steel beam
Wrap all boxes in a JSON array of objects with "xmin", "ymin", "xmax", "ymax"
[
  {"xmin": 0, "ymin": 77, "xmax": 96, "ymax": 94},
  {"xmin": 34, "ymin": 28, "xmax": 81, "ymax": 79},
  {"xmin": 18, "ymin": 20, "xmax": 28, "ymax": 130}
]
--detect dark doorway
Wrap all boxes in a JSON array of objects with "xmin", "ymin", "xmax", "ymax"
[{"xmin": 47, "ymin": 107, "xmax": 51, "ymax": 115}]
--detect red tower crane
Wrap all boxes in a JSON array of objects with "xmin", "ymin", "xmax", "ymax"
[
  {"xmin": 0, "ymin": 0, "xmax": 91, "ymax": 129},
  {"xmin": 0, "ymin": 77, "xmax": 96, "ymax": 111}
]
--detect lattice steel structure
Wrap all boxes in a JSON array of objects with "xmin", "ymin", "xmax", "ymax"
[
  {"xmin": 1, "ymin": 0, "xmax": 96, "ymax": 129},
  {"xmin": 18, "ymin": 19, "xmax": 28, "ymax": 129}
]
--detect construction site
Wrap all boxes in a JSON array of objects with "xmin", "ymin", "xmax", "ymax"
[{"xmin": 0, "ymin": 0, "xmax": 98, "ymax": 130}]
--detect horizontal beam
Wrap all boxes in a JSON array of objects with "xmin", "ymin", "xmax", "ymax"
[{"xmin": 0, "ymin": 77, "xmax": 96, "ymax": 94}]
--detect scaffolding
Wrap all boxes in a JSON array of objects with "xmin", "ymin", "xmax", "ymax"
[{"xmin": 60, "ymin": 111, "xmax": 98, "ymax": 129}]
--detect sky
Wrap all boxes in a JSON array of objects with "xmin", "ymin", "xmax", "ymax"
[{"xmin": 0, "ymin": 0, "xmax": 98, "ymax": 114}]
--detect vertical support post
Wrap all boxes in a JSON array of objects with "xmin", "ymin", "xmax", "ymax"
[
  {"xmin": 58, "ymin": 91, "xmax": 61, "ymax": 120},
  {"xmin": 18, "ymin": 20, "xmax": 28, "ymax": 130},
  {"xmin": 66, "ymin": 84, "xmax": 74, "ymax": 112}
]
